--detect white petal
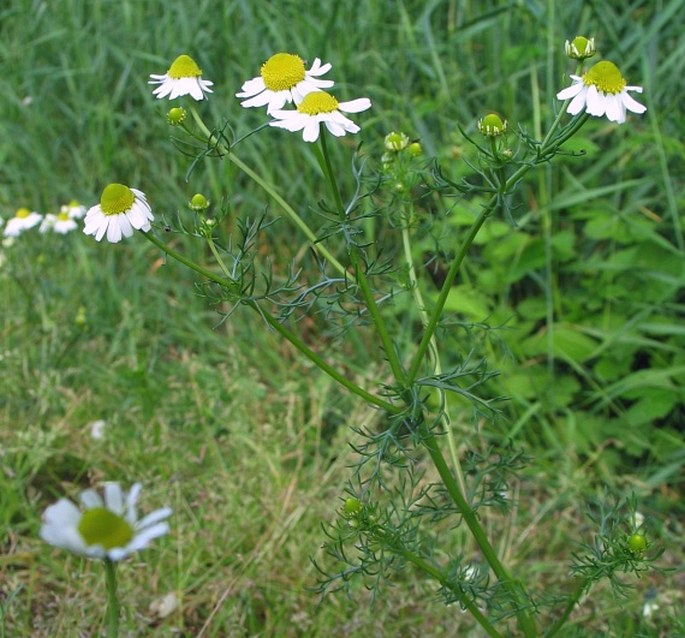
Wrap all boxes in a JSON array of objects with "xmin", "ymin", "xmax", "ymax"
[
  {"xmin": 307, "ymin": 58, "xmax": 332, "ymax": 77},
  {"xmin": 566, "ymin": 88, "xmax": 588, "ymax": 115},
  {"xmin": 104, "ymin": 483, "xmax": 124, "ymax": 514},
  {"xmin": 325, "ymin": 120, "xmax": 347, "ymax": 137},
  {"xmin": 240, "ymin": 90, "xmax": 277, "ymax": 109},
  {"xmin": 338, "ymin": 98, "xmax": 372, "ymax": 113},
  {"xmin": 126, "ymin": 522, "xmax": 170, "ymax": 552},
  {"xmin": 80, "ymin": 489, "xmax": 103, "ymax": 509},
  {"xmin": 236, "ymin": 76, "xmax": 266, "ymax": 98},
  {"xmin": 125, "ymin": 483, "xmax": 142, "ymax": 524},
  {"xmin": 556, "ymin": 81, "xmax": 584, "ymax": 101},
  {"xmin": 302, "ymin": 120, "xmax": 321, "ymax": 142},
  {"xmin": 136, "ymin": 506, "xmax": 173, "ymax": 531},
  {"xmin": 605, "ymin": 93, "xmax": 623, "ymax": 123},
  {"xmin": 106, "ymin": 217, "xmax": 123, "ymax": 243},
  {"xmin": 622, "ymin": 90, "xmax": 647, "ymax": 114},
  {"xmin": 585, "ymin": 85, "xmax": 606, "ymax": 117}
]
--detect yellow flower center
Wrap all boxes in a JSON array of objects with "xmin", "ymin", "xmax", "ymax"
[
  {"xmin": 16, "ymin": 207, "xmax": 31, "ymax": 219},
  {"xmin": 167, "ymin": 54, "xmax": 202, "ymax": 79},
  {"xmin": 297, "ymin": 91, "xmax": 339, "ymax": 115},
  {"xmin": 583, "ymin": 61, "xmax": 626, "ymax": 95},
  {"xmin": 100, "ymin": 183, "xmax": 135, "ymax": 216},
  {"xmin": 260, "ymin": 53, "xmax": 306, "ymax": 91},
  {"xmin": 78, "ymin": 507, "xmax": 134, "ymax": 549},
  {"xmin": 57, "ymin": 212, "xmax": 70, "ymax": 222}
]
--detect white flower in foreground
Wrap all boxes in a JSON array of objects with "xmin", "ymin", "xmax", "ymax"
[
  {"xmin": 40, "ymin": 211, "xmax": 78, "ymax": 235},
  {"xmin": 40, "ymin": 482, "xmax": 171, "ymax": 561},
  {"xmin": 556, "ymin": 60, "xmax": 646, "ymax": 124},
  {"xmin": 149, "ymin": 54, "xmax": 214, "ymax": 101},
  {"xmin": 4, "ymin": 208, "xmax": 42, "ymax": 237},
  {"xmin": 83, "ymin": 183, "xmax": 154, "ymax": 243},
  {"xmin": 269, "ymin": 91, "xmax": 372, "ymax": 143},
  {"xmin": 236, "ymin": 53, "xmax": 333, "ymax": 114}
]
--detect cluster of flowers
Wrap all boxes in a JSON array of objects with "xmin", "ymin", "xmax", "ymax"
[{"xmin": 1, "ymin": 201, "xmax": 86, "ymax": 239}]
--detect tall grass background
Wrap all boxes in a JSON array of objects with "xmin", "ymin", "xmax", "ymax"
[{"xmin": 1, "ymin": 0, "xmax": 684, "ymax": 635}]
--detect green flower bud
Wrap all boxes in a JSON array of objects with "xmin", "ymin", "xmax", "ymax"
[
  {"xmin": 343, "ymin": 497, "xmax": 363, "ymax": 517},
  {"xmin": 384, "ymin": 131, "xmax": 409, "ymax": 152},
  {"xmin": 167, "ymin": 107, "xmax": 187, "ymax": 126},
  {"xmin": 478, "ymin": 113, "xmax": 507, "ymax": 137},
  {"xmin": 189, "ymin": 193, "xmax": 209, "ymax": 211},
  {"xmin": 565, "ymin": 36, "xmax": 596, "ymax": 61},
  {"xmin": 627, "ymin": 533, "xmax": 647, "ymax": 555},
  {"xmin": 408, "ymin": 141, "xmax": 422, "ymax": 156}
]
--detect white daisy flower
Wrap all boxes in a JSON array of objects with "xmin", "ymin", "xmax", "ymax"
[
  {"xmin": 3, "ymin": 208, "xmax": 42, "ymax": 237},
  {"xmin": 61, "ymin": 200, "xmax": 87, "ymax": 219},
  {"xmin": 83, "ymin": 183, "xmax": 154, "ymax": 243},
  {"xmin": 40, "ymin": 482, "xmax": 171, "ymax": 561},
  {"xmin": 149, "ymin": 54, "xmax": 214, "ymax": 101},
  {"xmin": 40, "ymin": 211, "xmax": 78, "ymax": 235},
  {"xmin": 269, "ymin": 91, "xmax": 372, "ymax": 143},
  {"xmin": 236, "ymin": 53, "xmax": 334, "ymax": 114},
  {"xmin": 556, "ymin": 60, "xmax": 646, "ymax": 124}
]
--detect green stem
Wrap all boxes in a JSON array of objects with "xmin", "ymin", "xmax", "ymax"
[
  {"xmin": 188, "ymin": 106, "xmax": 346, "ymax": 276},
  {"xmin": 104, "ymin": 559, "xmax": 120, "ymax": 638},
  {"xmin": 142, "ymin": 232, "xmax": 399, "ymax": 414},
  {"xmin": 396, "ymin": 547, "xmax": 505, "ymax": 638},
  {"xmin": 400, "ymin": 220, "xmax": 466, "ymax": 495},
  {"xmin": 317, "ymin": 133, "xmax": 408, "ymax": 387},
  {"xmin": 545, "ymin": 579, "xmax": 588, "ymax": 638},
  {"xmin": 421, "ymin": 425, "xmax": 538, "ymax": 637}
]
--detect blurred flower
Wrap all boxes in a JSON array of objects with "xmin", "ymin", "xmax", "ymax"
[
  {"xmin": 62, "ymin": 200, "xmax": 87, "ymax": 219},
  {"xmin": 237, "ymin": 53, "xmax": 333, "ymax": 114},
  {"xmin": 40, "ymin": 211, "xmax": 78, "ymax": 235},
  {"xmin": 83, "ymin": 183, "xmax": 153, "ymax": 243},
  {"xmin": 565, "ymin": 36, "xmax": 596, "ymax": 61},
  {"xmin": 4, "ymin": 208, "xmax": 42, "ymax": 237},
  {"xmin": 269, "ymin": 91, "xmax": 371, "ymax": 143},
  {"xmin": 149, "ymin": 54, "xmax": 214, "ymax": 101},
  {"xmin": 40, "ymin": 482, "xmax": 171, "ymax": 561},
  {"xmin": 556, "ymin": 60, "xmax": 646, "ymax": 124},
  {"xmin": 89, "ymin": 419, "xmax": 107, "ymax": 440}
]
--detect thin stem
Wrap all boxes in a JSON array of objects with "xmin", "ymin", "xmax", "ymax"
[
  {"xmin": 317, "ymin": 133, "xmax": 408, "ymax": 387},
  {"xmin": 143, "ymin": 231, "xmax": 399, "ymax": 414},
  {"xmin": 396, "ymin": 547, "xmax": 505, "ymax": 638},
  {"xmin": 188, "ymin": 106, "xmax": 346, "ymax": 276},
  {"xmin": 420, "ymin": 426, "xmax": 538, "ymax": 637},
  {"xmin": 400, "ymin": 220, "xmax": 467, "ymax": 495},
  {"xmin": 104, "ymin": 559, "xmax": 120, "ymax": 638},
  {"xmin": 545, "ymin": 579, "xmax": 588, "ymax": 638}
]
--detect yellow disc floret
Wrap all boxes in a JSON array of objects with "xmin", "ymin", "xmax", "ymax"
[
  {"xmin": 297, "ymin": 91, "xmax": 339, "ymax": 115},
  {"xmin": 15, "ymin": 207, "xmax": 31, "ymax": 219},
  {"xmin": 583, "ymin": 61, "xmax": 626, "ymax": 95},
  {"xmin": 260, "ymin": 53, "xmax": 306, "ymax": 91},
  {"xmin": 167, "ymin": 54, "xmax": 203, "ymax": 79},
  {"xmin": 100, "ymin": 183, "xmax": 135, "ymax": 216},
  {"xmin": 78, "ymin": 507, "xmax": 134, "ymax": 549}
]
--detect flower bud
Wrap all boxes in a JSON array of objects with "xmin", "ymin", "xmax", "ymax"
[
  {"xmin": 343, "ymin": 497, "xmax": 363, "ymax": 517},
  {"xmin": 189, "ymin": 193, "xmax": 209, "ymax": 212},
  {"xmin": 478, "ymin": 113, "xmax": 507, "ymax": 137},
  {"xmin": 167, "ymin": 107, "xmax": 187, "ymax": 126},
  {"xmin": 627, "ymin": 533, "xmax": 647, "ymax": 555},
  {"xmin": 408, "ymin": 141, "xmax": 422, "ymax": 156},
  {"xmin": 564, "ymin": 36, "xmax": 596, "ymax": 61},
  {"xmin": 384, "ymin": 131, "xmax": 410, "ymax": 152}
]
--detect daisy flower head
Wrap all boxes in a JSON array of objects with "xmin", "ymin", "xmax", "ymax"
[
  {"xmin": 556, "ymin": 60, "xmax": 646, "ymax": 124},
  {"xmin": 4, "ymin": 208, "xmax": 42, "ymax": 237},
  {"xmin": 40, "ymin": 482, "xmax": 171, "ymax": 561},
  {"xmin": 269, "ymin": 91, "xmax": 372, "ymax": 143},
  {"xmin": 61, "ymin": 200, "xmax": 87, "ymax": 219},
  {"xmin": 236, "ymin": 53, "xmax": 334, "ymax": 114},
  {"xmin": 40, "ymin": 211, "xmax": 79, "ymax": 235},
  {"xmin": 149, "ymin": 54, "xmax": 214, "ymax": 101},
  {"xmin": 83, "ymin": 183, "xmax": 154, "ymax": 243}
]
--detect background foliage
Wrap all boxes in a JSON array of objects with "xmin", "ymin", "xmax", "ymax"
[{"xmin": 1, "ymin": 0, "xmax": 683, "ymax": 635}]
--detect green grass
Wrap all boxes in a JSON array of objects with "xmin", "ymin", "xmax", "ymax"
[{"xmin": 2, "ymin": 0, "xmax": 685, "ymax": 635}]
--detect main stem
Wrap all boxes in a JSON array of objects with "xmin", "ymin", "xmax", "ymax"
[{"xmin": 104, "ymin": 559, "xmax": 120, "ymax": 638}]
